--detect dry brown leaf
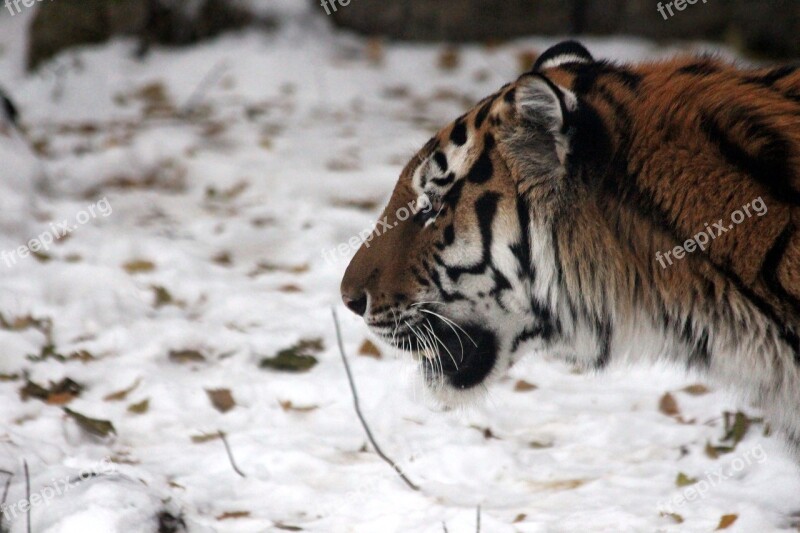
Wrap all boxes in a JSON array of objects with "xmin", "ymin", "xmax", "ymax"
[
  {"xmin": 104, "ymin": 378, "xmax": 142, "ymax": 401},
  {"xmin": 123, "ymin": 259, "xmax": 155, "ymax": 274},
  {"xmin": 659, "ymin": 392, "xmax": 680, "ymax": 417},
  {"xmin": 513, "ymin": 514, "xmax": 526, "ymax": 523},
  {"xmin": 47, "ymin": 392, "xmax": 77, "ymax": 406},
  {"xmin": 279, "ymin": 400, "xmax": 319, "ymax": 413},
  {"xmin": 660, "ymin": 512, "xmax": 684, "ymax": 524},
  {"xmin": 217, "ymin": 511, "xmax": 251, "ymax": 520},
  {"xmin": 128, "ymin": 399, "xmax": 149, "ymax": 414},
  {"xmin": 358, "ymin": 340, "xmax": 381, "ymax": 359},
  {"xmin": 365, "ymin": 38, "xmax": 384, "ymax": 65},
  {"xmin": 514, "ymin": 380, "xmax": 537, "ymax": 392},
  {"xmin": 63, "ymin": 408, "xmax": 116, "ymax": 437},
  {"xmin": 717, "ymin": 514, "xmax": 738, "ymax": 529},
  {"xmin": 438, "ymin": 47, "xmax": 460, "ymax": 71},
  {"xmin": 207, "ymin": 389, "xmax": 236, "ymax": 413},
  {"xmin": 191, "ymin": 433, "xmax": 221, "ymax": 444},
  {"xmin": 682, "ymin": 384, "xmax": 711, "ymax": 396},
  {"xmin": 278, "ymin": 284, "xmax": 303, "ymax": 293},
  {"xmin": 169, "ymin": 349, "xmax": 206, "ymax": 364}
]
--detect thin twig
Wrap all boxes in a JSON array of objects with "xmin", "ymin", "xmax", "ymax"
[
  {"xmin": 331, "ymin": 308, "xmax": 420, "ymax": 491},
  {"xmin": 0, "ymin": 469, "xmax": 13, "ymax": 533},
  {"xmin": 218, "ymin": 431, "xmax": 246, "ymax": 478},
  {"xmin": 23, "ymin": 461, "xmax": 30, "ymax": 533},
  {"xmin": 476, "ymin": 505, "xmax": 481, "ymax": 533},
  {"xmin": 442, "ymin": 522, "xmax": 449, "ymax": 533},
  {"xmin": 181, "ymin": 60, "xmax": 229, "ymax": 117}
]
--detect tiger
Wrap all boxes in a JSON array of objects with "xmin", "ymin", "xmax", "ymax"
[{"xmin": 340, "ymin": 41, "xmax": 800, "ymax": 451}]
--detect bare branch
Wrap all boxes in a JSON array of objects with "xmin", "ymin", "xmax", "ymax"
[
  {"xmin": 331, "ymin": 308, "xmax": 420, "ymax": 491},
  {"xmin": 218, "ymin": 431, "xmax": 246, "ymax": 478},
  {"xmin": 23, "ymin": 461, "xmax": 30, "ymax": 533},
  {"xmin": 0, "ymin": 468, "xmax": 13, "ymax": 533}
]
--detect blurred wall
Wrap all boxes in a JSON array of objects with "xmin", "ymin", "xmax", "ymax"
[{"xmin": 327, "ymin": 0, "xmax": 800, "ymax": 58}]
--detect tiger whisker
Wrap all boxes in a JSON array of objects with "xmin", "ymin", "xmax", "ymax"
[
  {"xmin": 418, "ymin": 308, "xmax": 475, "ymax": 357},
  {"xmin": 411, "ymin": 302, "xmax": 479, "ymax": 348},
  {"xmin": 407, "ymin": 320, "xmax": 444, "ymax": 388},
  {"xmin": 421, "ymin": 318, "xmax": 460, "ymax": 371}
]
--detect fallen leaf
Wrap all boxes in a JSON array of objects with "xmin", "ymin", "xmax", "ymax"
[
  {"xmin": 682, "ymin": 384, "xmax": 711, "ymax": 396},
  {"xmin": 438, "ymin": 46, "xmax": 460, "ymax": 71},
  {"xmin": 274, "ymin": 524, "xmax": 303, "ymax": 532},
  {"xmin": 21, "ymin": 378, "xmax": 83, "ymax": 405},
  {"xmin": 259, "ymin": 339, "xmax": 322, "ymax": 372},
  {"xmin": 660, "ymin": 512, "xmax": 684, "ymax": 524},
  {"xmin": 365, "ymin": 38, "xmax": 384, "ymax": 65},
  {"xmin": 213, "ymin": 251, "xmax": 233, "ymax": 266},
  {"xmin": 278, "ymin": 284, "xmax": 303, "ymax": 293},
  {"xmin": 169, "ymin": 349, "xmax": 206, "ymax": 364},
  {"xmin": 127, "ymin": 399, "xmax": 149, "ymax": 414},
  {"xmin": 191, "ymin": 433, "xmax": 221, "ymax": 444},
  {"xmin": 705, "ymin": 441, "xmax": 735, "ymax": 459},
  {"xmin": 358, "ymin": 340, "xmax": 381, "ymax": 359},
  {"xmin": 123, "ymin": 259, "xmax": 155, "ymax": 274},
  {"xmin": 63, "ymin": 407, "xmax": 116, "ymax": 437},
  {"xmin": 722, "ymin": 411, "xmax": 752, "ymax": 447},
  {"xmin": 217, "ymin": 511, "xmax": 250, "ymax": 520},
  {"xmin": 207, "ymin": 389, "xmax": 236, "ymax": 413},
  {"xmin": 717, "ymin": 514, "xmax": 738, "ymax": 529},
  {"xmin": 279, "ymin": 400, "xmax": 318, "ymax": 413},
  {"xmin": 676, "ymin": 472, "xmax": 698, "ymax": 487},
  {"xmin": 513, "ymin": 514, "xmax": 526, "ymax": 523},
  {"xmin": 104, "ymin": 378, "xmax": 142, "ymax": 401},
  {"xmin": 514, "ymin": 380, "xmax": 537, "ymax": 392},
  {"xmin": 659, "ymin": 392, "xmax": 680, "ymax": 417},
  {"xmin": 152, "ymin": 286, "xmax": 173, "ymax": 307}
]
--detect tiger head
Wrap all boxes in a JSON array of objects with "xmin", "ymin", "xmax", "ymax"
[{"xmin": 341, "ymin": 42, "xmax": 594, "ymax": 404}]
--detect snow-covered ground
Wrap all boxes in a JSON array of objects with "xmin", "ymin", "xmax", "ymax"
[{"xmin": 0, "ymin": 5, "xmax": 798, "ymax": 533}]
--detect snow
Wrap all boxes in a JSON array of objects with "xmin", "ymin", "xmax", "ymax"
[{"xmin": 0, "ymin": 5, "xmax": 798, "ymax": 533}]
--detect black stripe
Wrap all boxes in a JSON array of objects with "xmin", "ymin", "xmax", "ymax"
[
  {"xmin": 677, "ymin": 62, "xmax": 721, "ymax": 76},
  {"xmin": 743, "ymin": 65, "xmax": 798, "ymax": 88},
  {"xmin": 474, "ymin": 100, "xmax": 492, "ymax": 129},
  {"xmin": 761, "ymin": 223, "xmax": 800, "ymax": 315},
  {"xmin": 450, "ymin": 119, "xmax": 467, "ymax": 146},
  {"xmin": 432, "ymin": 151, "xmax": 448, "ymax": 172},
  {"xmin": 466, "ymin": 141, "xmax": 494, "ymax": 184},
  {"xmin": 594, "ymin": 320, "xmax": 613, "ymax": 369},
  {"xmin": 431, "ymin": 172, "xmax": 454, "ymax": 187},
  {"xmin": 444, "ymin": 192, "xmax": 498, "ymax": 282},
  {"xmin": 699, "ymin": 109, "xmax": 800, "ymax": 205}
]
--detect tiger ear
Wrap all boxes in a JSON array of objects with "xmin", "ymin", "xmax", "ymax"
[{"xmin": 514, "ymin": 74, "xmax": 577, "ymax": 164}]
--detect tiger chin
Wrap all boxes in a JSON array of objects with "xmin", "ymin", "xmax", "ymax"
[{"xmin": 341, "ymin": 41, "xmax": 800, "ymax": 447}]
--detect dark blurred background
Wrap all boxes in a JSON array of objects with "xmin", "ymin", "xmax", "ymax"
[{"xmin": 25, "ymin": 0, "xmax": 800, "ymax": 73}]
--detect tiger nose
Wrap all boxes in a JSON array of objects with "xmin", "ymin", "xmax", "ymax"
[{"xmin": 342, "ymin": 291, "xmax": 368, "ymax": 317}]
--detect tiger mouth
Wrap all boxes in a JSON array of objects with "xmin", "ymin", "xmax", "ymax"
[{"xmin": 390, "ymin": 319, "xmax": 498, "ymax": 390}]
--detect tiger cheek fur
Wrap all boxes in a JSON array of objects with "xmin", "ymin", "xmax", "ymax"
[{"xmin": 342, "ymin": 40, "xmax": 800, "ymax": 452}]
